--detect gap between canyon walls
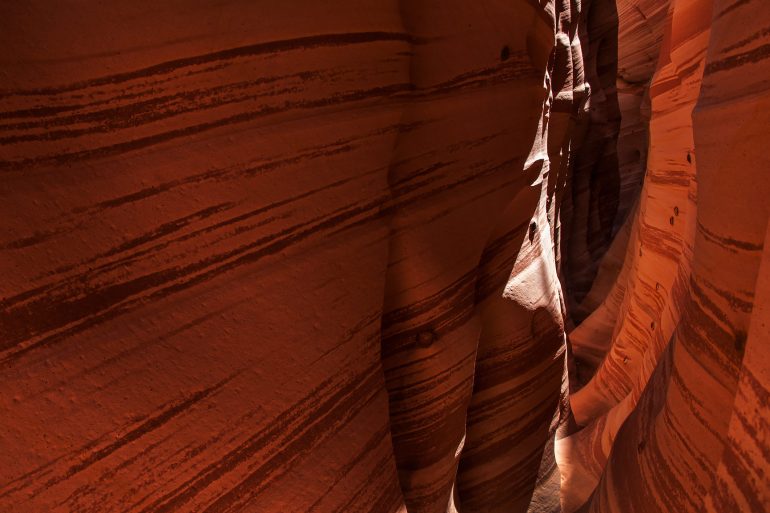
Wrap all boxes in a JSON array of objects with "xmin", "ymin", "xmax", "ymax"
[{"xmin": 1, "ymin": 2, "xmax": 769, "ymax": 513}]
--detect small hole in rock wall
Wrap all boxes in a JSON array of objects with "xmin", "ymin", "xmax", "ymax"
[
  {"xmin": 416, "ymin": 330, "xmax": 437, "ymax": 348},
  {"xmin": 735, "ymin": 330, "xmax": 747, "ymax": 355}
]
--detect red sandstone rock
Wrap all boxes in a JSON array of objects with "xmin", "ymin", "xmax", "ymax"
[
  {"xmin": 560, "ymin": 0, "xmax": 770, "ymax": 512},
  {"xmin": 0, "ymin": 2, "xmax": 570, "ymax": 512},
  {"xmin": 1, "ymin": 2, "xmax": 769, "ymax": 513},
  {"xmin": 380, "ymin": 4, "xmax": 563, "ymax": 512},
  {"xmin": 0, "ymin": 3, "xmax": 411, "ymax": 512}
]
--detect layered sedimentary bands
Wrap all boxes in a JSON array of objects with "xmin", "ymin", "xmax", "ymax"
[
  {"xmin": 562, "ymin": 0, "xmax": 770, "ymax": 512},
  {"xmin": 0, "ymin": 1, "xmax": 768, "ymax": 513}
]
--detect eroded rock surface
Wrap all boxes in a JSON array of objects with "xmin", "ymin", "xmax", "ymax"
[
  {"xmin": 561, "ymin": 1, "xmax": 770, "ymax": 512},
  {"xmin": 1, "ymin": 2, "xmax": 769, "ymax": 513},
  {"xmin": 0, "ymin": 2, "xmax": 570, "ymax": 512}
]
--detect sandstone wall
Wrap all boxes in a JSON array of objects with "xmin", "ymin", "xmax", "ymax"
[
  {"xmin": 0, "ymin": 3, "xmax": 412, "ymax": 512},
  {"xmin": 560, "ymin": 0, "xmax": 770, "ymax": 511},
  {"xmin": 0, "ymin": 2, "xmax": 575, "ymax": 512},
  {"xmin": 1, "ymin": 1, "xmax": 769, "ymax": 513}
]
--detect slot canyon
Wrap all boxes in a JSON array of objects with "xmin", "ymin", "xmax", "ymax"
[{"xmin": 1, "ymin": 0, "xmax": 768, "ymax": 512}]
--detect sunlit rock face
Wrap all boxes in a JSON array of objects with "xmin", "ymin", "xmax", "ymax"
[
  {"xmin": 1, "ymin": 2, "xmax": 769, "ymax": 513},
  {"xmin": 559, "ymin": 0, "xmax": 770, "ymax": 512}
]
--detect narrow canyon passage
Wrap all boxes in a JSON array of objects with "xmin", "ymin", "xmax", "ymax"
[{"xmin": 0, "ymin": 2, "xmax": 768, "ymax": 513}]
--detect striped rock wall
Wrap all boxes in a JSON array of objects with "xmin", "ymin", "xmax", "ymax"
[
  {"xmin": 700, "ymin": 3, "xmax": 770, "ymax": 509},
  {"xmin": 377, "ymin": 2, "xmax": 578, "ymax": 512},
  {"xmin": 559, "ymin": 0, "xmax": 708, "ymax": 507},
  {"xmin": 703, "ymin": 220, "xmax": 770, "ymax": 513},
  {"xmin": 559, "ymin": 0, "xmax": 770, "ymax": 511},
  {"xmin": 0, "ymin": 2, "xmax": 413, "ymax": 512},
  {"xmin": 3, "ymin": 1, "xmax": 769, "ymax": 513},
  {"xmin": 0, "ymin": 1, "xmax": 579, "ymax": 513}
]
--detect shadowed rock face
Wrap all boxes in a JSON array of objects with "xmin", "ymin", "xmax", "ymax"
[
  {"xmin": 560, "ymin": 0, "xmax": 621, "ymax": 312},
  {"xmin": 1, "ymin": 2, "xmax": 769, "ymax": 513},
  {"xmin": 0, "ymin": 4, "xmax": 412, "ymax": 513},
  {"xmin": 568, "ymin": 0, "xmax": 670, "ymax": 324},
  {"xmin": 0, "ymin": 2, "xmax": 570, "ymax": 512},
  {"xmin": 382, "ymin": 3, "xmax": 564, "ymax": 512},
  {"xmin": 613, "ymin": 0, "xmax": 669, "ymax": 234}
]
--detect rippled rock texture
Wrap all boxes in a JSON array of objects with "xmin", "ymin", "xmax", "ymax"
[
  {"xmin": 0, "ymin": 2, "xmax": 571, "ymax": 512},
  {"xmin": 560, "ymin": 0, "xmax": 770, "ymax": 512},
  {"xmin": 0, "ymin": 1, "xmax": 769, "ymax": 513}
]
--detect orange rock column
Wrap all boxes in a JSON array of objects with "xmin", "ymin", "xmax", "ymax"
[{"xmin": 572, "ymin": 0, "xmax": 770, "ymax": 511}]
